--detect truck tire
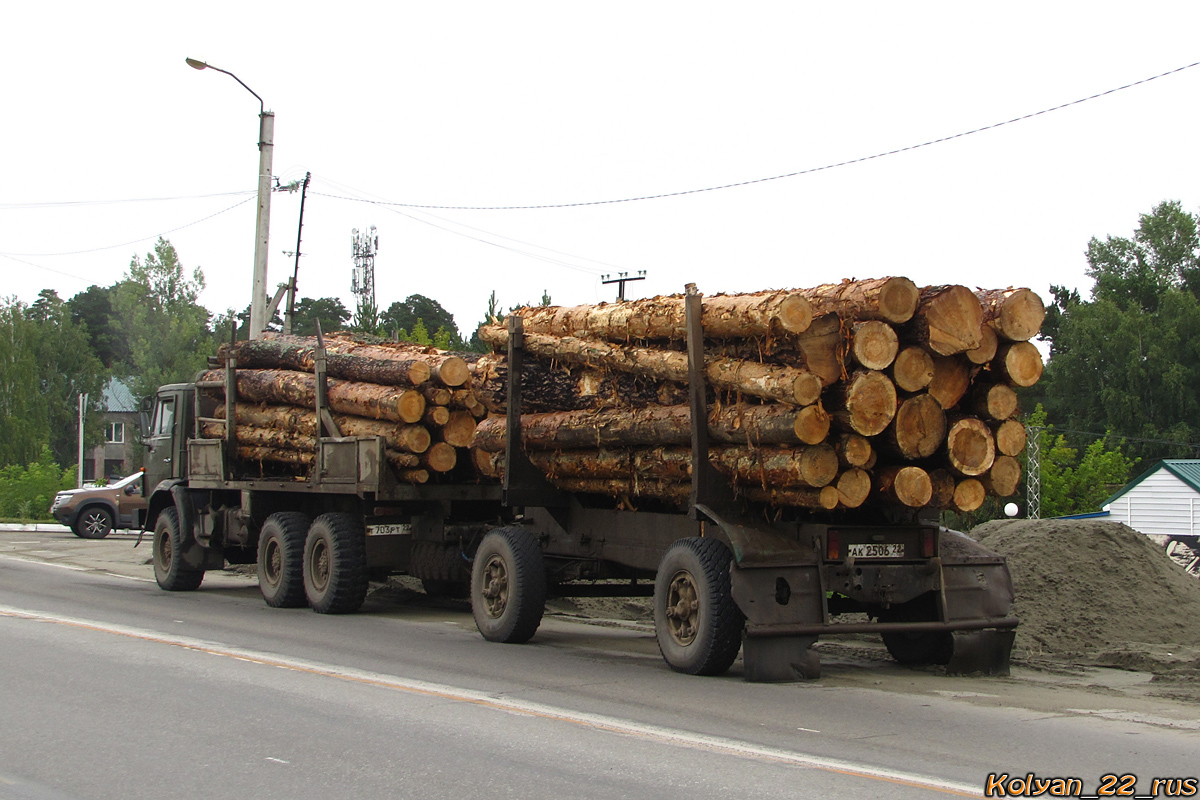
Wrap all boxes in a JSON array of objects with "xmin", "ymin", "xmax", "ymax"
[
  {"xmin": 258, "ymin": 512, "xmax": 310, "ymax": 608},
  {"xmin": 471, "ymin": 527, "xmax": 545, "ymax": 643},
  {"xmin": 152, "ymin": 508, "xmax": 204, "ymax": 592},
  {"xmin": 73, "ymin": 506, "xmax": 114, "ymax": 539},
  {"xmin": 878, "ymin": 593, "xmax": 954, "ymax": 666},
  {"xmin": 654, "ymin": 537, "xmax": 744, "ymax": 676},
  {"xmin": 412, "ymin": 541, "xmax": 469, "ymax": 599},
  {"xmin": 303, "ymin": 513, "xmax": 368, "ymax": 614}
]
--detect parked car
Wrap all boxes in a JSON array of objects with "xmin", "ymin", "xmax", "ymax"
[{"xmin": 50, "ymin": 471, "xmax": 147, "ymax": 539}]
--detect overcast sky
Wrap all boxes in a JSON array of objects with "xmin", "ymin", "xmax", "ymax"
[{"xmin": 3, "ymin": 3, "xmax": 1199, "ymax": 340}]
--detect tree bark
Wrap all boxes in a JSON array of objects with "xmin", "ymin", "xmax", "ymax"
[
  {"xmin": 472, "ymin": 403, "xmax": 819, "ymax": 452},
  {"xmin": 797, "ymin": 276, "xmax": 920, "ymax": 324},
  {"xmin": 320, "ymin": 335, "xmax": 471, "ymax": 387},
  {"xmin": 976, "ymin": 288, "xmax": 1045, "ymax": 342},
  {"xmin": 505, "ymin": 289, "xmax": 814, "ymax": 340},
  {"xmin": 222, "ymin": 337, "xmax": 431, "ymax": 387},
  {"xmin": 904, "ymin": 285, "xmax": 984, "ymax": 355},
  {"xmin": 469, "ymin": 354, "xmax": 685, "ymax": 414},
  {"xmin": 213, "ymin": 402, "xmax": 432, "ymax": 453},
  {"xmin": 201, "ymin": 369, "xmax": 427, "ymax": 424},
  {"xmin": 740, "ymin": 484, "xmax": 841, "ymax": 510}
]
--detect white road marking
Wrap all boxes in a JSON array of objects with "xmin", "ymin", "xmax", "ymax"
[
  {"xmin": 0, "ymin": 553, "xmax": 154, "ymax": 582},
  {"xmin": 264, "ymin": 757, "xmax": 290, "ymax": 764},
  {"xmin": 0, "ymin": 603, "xmax": 981, "ymax": 797}
]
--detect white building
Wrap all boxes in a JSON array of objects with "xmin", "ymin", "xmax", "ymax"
[{"xmin": 1102, "ymin": 460, "xmax": 1200, "ymax": 545}]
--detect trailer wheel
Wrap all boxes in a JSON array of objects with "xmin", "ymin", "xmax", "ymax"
[
  {"xmin": 471, "ymin": 527, "xmax": 545, "ymax": 643},
  {"xmin": 258, "ymin": 512, "xmax": 310, "ymax": 608},
  {"xmin": 878, "ymin": 593, "xmax": 954, "ymax": 666},
  {"xmin": 73, "ymin": 506, "xmax": 114, "ymax": 539},
  {"xmin": 152, "ymin": 508, "xmax": 204, "ymax": 592},
  {"xmin": 303, "ymin": 513, "xmax": 368, "ymax": 614},
  {"xmin": 654, "ymin": 538, "xmax": 744, "ymax": 676}
]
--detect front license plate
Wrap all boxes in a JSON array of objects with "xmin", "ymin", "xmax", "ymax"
[{"xmin": 847, "ymin": 543, "xmax": 905, "ymax": 558}]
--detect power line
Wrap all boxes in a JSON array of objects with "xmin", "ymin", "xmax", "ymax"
[
  {"xmin": 1036, "ymin": 424, "xmax": 1200, "ymax": 453},
  {"xmin": 0, "ymin": 197, "xmax": 255, "ymax": 257},
  {"xmin": 314, "ymin": 59, "xmax": 1200, "ymax": 211},
  {"xmin": 0, "ymin": 190, "xmax": 254, "ymax": 210}
]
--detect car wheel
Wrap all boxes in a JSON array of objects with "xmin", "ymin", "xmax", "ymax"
[{"xmin": 74, "ymin": 506, "xmax": 114, "ymax": 539}]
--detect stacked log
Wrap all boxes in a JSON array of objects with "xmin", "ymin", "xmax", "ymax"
[
  {"xmin": 198, "ymin": 333, "xmax": 482, "ymax": 483},
  {"xmin": 472, "ymin": 279, "xmax": 1044, "ymax": 515}
]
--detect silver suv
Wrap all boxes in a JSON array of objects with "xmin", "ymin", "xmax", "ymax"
[{"xmin": 50, "ymin": 472, "xmax": 147, "ymax": 539}]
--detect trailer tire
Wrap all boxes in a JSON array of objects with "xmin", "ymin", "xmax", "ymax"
[
  {"xmin": 654, "ymin": 537, "xmax": 744, "ymax": 676},
  {"xmin": 303, "ymin": 513, "xmax": 368, "ymax": 614},
  {"xmin": 73, "ymin": 505, "xmax": 114, "ymax": 539},
  {"xmin": 258, "ymin": 512, "xmax": 310, "ymax": 608},
  {"xmin": 153, "ymin": 507, "xmax": 204, "ymax": 592},
  {"xmin": 471, "ymin": 527, "xmax": 545, "ymax": 643},
  {"xmin": 878, "ymin": 593, "xmax": 954, "ymax": 666}
]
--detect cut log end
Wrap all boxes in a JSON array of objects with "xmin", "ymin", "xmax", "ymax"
[
  {"xmin": 994, "ymin": 418, "xmax": 1028, "ymax": 457},
  {"xmin": 889, "ymin": 394, "xmax": 947, "ymax": 460},
  {"xmin": 850, "ymin": 320, "xmax": 899, "ymax": 370},
  {"xmin": 998, "ymin": 341, "xmax": 1044, "ymax": 387},
  {"xmin": 878, "ymin": 465, "xmax": 933, "ymax": 508},
  {"xmin": 952, "ymin": 478, "xmax": 986, "ymax": 512},
  {"xmin": 983, "ymin": 455, "xmax": 1021, "ymax": 497},
  {"xmin": 892, "ymin": 346, "xmax": 934, "ymax": 393},
  {"xmin": 946, "ymin": 418, "xmax": 996, "ymax": 477}
]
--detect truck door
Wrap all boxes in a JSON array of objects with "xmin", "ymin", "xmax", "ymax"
[{"xmin": 144, "ymin": 392, "xmax": 179, "ymax": 488}]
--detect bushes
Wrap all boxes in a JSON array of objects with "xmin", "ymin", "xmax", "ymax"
[{"xmin": 0, "ymin": 447, "xmax": 75, "ymax": 520}]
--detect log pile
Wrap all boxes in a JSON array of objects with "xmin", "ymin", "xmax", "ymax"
[
  {"xmin": 195, "ymin": 277, "xmax": 1044, "ymax": 517},
  {"xmin": 198, "ymin": 333, "xmax": 486, "ymax": 484},
  {"xmin": 471, "ymin": 278, "xmax": 1045, "ymax": 515}
]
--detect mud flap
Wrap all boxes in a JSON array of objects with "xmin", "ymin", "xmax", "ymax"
[
  {"xmin": 946, "ymin": 629, "xmax": 1015, "ymax": 676},
  {"xmin": 742, "ymin": 635, "xmax": 821, "ymax": 682}
]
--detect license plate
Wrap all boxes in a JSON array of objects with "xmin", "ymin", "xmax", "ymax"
[
  {"xmin": 366, "ymin": 524, "xmax": 411, "ymax": 537},
  {"xmin": 847, "ymin": 543, "xmax": 905, "ymax": 558}
]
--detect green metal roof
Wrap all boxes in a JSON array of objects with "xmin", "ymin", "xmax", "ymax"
[{"xmin": 1102, "ymin": 459, "xmax": 1200, "ymax": 506}]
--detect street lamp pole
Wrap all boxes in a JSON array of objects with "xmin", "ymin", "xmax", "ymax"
[{"xmin": 185, "ymin": 58, "xmax": 274, "ymax": 339}]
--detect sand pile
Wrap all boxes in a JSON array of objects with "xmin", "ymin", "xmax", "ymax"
[{"xmin": 970, "ymin": 519, "xmax": 1200, "ymax": 666}]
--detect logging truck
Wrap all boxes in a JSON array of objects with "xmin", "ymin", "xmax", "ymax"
[{"xmin": 140, "ymin": 282, "xmax": 1023, "ymax": 680}]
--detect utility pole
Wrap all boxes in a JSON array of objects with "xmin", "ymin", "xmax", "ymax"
[
  {"xmin": 77, "ymin": 393, "xmax": 88, "ymax": 488},
  {"xmin": 601, "ymin": 270, "xmax": 647, "ymax": 301},
  {"xmin": 282, "ymin": 172, "xmax": 311, "ymax": 335}
]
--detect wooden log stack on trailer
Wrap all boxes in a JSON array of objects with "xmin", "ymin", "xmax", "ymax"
[{"xmin": 472, "ymin": 277, "xmax": 1044, "ymax": 518}]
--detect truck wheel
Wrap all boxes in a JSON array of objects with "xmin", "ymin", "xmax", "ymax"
[
  {"xmin": 258, "ymin": 512, "xmax": 310, "ymax": 608},
  {"xmin": 152, "ymin": 508, "xmax": 204, "ymax": 592},
  {"xmin": 878, "ymin": 593, "xmax": 954, "ymax": 666},
  {"xmin": 471, "ymin": 527, "xmax": 545, "ymax": 643},
  {"xmin": 73, "ymin": 506, "xmax": 114, "ymax": 539},
  {"xmin": 303, "ymin": 513, "xmax": 368, "ymax": 614},
  {"xmin": 654, "ymin": 537, "xmax": 744, "ymax": 676},
  {"xmin": 412, "ymin": 541, "xmax": 469, "ymax": 599}
]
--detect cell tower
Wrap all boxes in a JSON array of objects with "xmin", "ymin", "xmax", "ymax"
[{"xmin": 351, "ymin": 226, "xmax": 379, "ymax": 330}]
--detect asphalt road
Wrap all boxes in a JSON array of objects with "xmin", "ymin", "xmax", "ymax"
[{"xmin": 0, "ymin": 534, "xmax": 1197, "ymax": 800}]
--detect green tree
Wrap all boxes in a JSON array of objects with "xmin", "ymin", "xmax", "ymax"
[
  {"xmin": 67, "ymin": 284, "xmax": 127, "ymax": 368},
  {"xmin": 1040, "ymin": 202, "xmax": 1200, "ymax": 463},
  {"xmin": 380, "ymin": 295, "xmax": 461, "ymax": 346},
  {"xmin": 1026, "ymin": 406, "xmax": 1138, "ymax": 518},
  {"xmin": 111, "ymin": 238, "xmax": 213, "ymax": 402},
  {"xmin": 467, "ymin": 290, "xmax": 504, "ymax": 352},
  {"xmin": 0, "ymin": 294, "xmax": 105, "ymax": 468},
  {"xmin": 291, "ymin": 296, "xmax": 350, "ymax": 337},
  {"xmin": 352, "ymin": 297, "xmax": 380, "ymax": 335}
]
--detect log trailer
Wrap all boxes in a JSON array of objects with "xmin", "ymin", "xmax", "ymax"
[{"xmin": 141, "ymin": 287, "xmax": 1017, "ymax": 680}]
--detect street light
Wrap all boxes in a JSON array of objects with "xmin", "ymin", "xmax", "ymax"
[{"xmin": 186, "ymin": 57, "xmax": 274, "ymax": 339}]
